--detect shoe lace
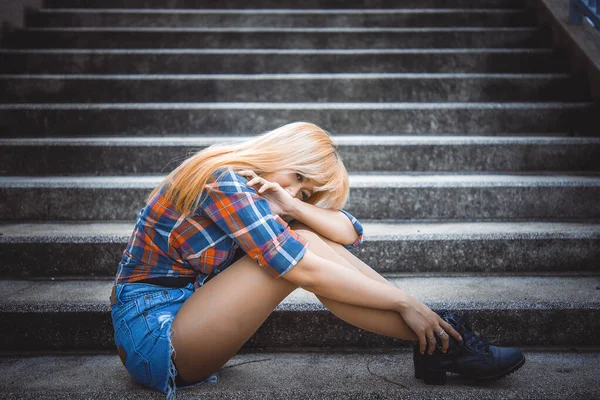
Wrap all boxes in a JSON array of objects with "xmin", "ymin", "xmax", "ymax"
[{"xmin": 440, "ymin": 310, "xmax": 491, "ymax": 353}]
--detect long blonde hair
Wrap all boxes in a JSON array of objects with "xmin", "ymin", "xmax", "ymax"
[{"xmin": 148, "ymin": 121, "xmax": 350, "ymax": 215}]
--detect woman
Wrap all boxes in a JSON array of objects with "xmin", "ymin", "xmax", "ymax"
[{"xmin": 110, "ymin": 121, "xmax": 524, "ymax": 399}]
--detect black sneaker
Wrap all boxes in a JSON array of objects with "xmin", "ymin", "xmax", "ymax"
[{"xmin": 413, "ymin": 310, "xmax": 526, "ymax": 385}]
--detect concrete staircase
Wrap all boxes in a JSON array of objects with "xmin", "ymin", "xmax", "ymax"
[{"xmin": 1, "ymin": 0, "xmax": 600, "ymax": 398}]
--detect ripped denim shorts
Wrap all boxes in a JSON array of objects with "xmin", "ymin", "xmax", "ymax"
[{"xmin": 110, "ymin": 282, "xmax": 220, "ymax": 399}]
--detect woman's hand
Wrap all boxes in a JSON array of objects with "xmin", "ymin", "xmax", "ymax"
[
  {"xmin": 397, "ymin": 301, "xmax": 463, "ymax": 355},
  {"xmin": 236, "ymin": 170, "xmax": 296, "ymax": 217}
]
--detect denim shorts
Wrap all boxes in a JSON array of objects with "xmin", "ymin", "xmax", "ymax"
[{"xmin": 110, "ymin": 282, "xmax": 220, "ymax": 399}]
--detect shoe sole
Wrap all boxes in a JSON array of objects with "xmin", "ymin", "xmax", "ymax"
[
  {"xmin": 414, "ymin": 353, "xmax": 527, "ymax": 383},
  {"xmin": 472, "ymin": 355, "xmax": 526, "ymax": 382}
]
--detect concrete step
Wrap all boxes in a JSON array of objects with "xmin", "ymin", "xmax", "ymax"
[
  {"xmin": 0, "ymin": 102, "xmax": 595, "ymax": 136},
  {"xmin": 1, "ymin": 221, "xmax": 598, "ymax": 278},
  {"xmin": 4, "ymin": 27, "xmax": 550, "ymax": 49},
  {"xmin": 1, "ymin": 349, "xmax": 599, "ymax": 399},
  {"xmin": 27, "ymin": 8, "xmax": 537, "ymax": 28},
  {"xmin": 1, "ymin": 175, "xmax": 599, "ymax": 221},
  {"xmin": 3, "ymin": 136, "xmax": 600, "ymax": 175},
  {"xmin": 43, "ymin": 0, "xmax": 530, "ymax": 9},
  {"xmin": 0, "ymin": 49, "xmax": 570, "ymax": 74},
  {"xmin": 1, "ymin": 73, "xmax": 589, "ymax": 103},
  {"xmin": 1, "ymin": 275, "xmax": 598, "ymax": 349}
]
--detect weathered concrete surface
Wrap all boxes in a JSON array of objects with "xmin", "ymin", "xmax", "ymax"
[
  {"xmin": 42, "ymin": 0, "xmax": 530, "ymax": 9},
  {"xmin": 0, "ymin": 102, "xmax": 594, "ymax": 136},
  {"xmin": 2, "ymin": 136, "xmax": 600, "ymax": 175},
  {"xmin": 0, "ymin": 276, "xmax": 598, "ymax": 349},
  {"xmin": 1, "ymin": 350, "xmax": 599, "ymax": 399},
  {"xmin": 0, "ymin": 73, "xmax": 587, "ymax": 103},
  {"xmin": 27, "ymin": 9, "xmax": 536, "ymax": 28},
  {"xmin": 1, "ymin": 221, "xmax": 599, "ymax": 276},
  {"xmin": 0, "ymin": 49, "xmax": 569, "ymax": 74},
  {"xmin": 3, "ymin": 275, "xmax": 598, "ymax": 312},
  {"xmin": 4, "ymin": 27, "xmax": 550, "ymax": 49},
  {"xmin": 0, "ymin": 1, "xmax": 597, "ymax": 392},
  {"xmin": 1, "ymin": 174, "xmax": 599, "ymax": 220}
]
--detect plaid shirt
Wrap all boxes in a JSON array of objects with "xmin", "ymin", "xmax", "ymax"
[{"xmin": 114, "ymin": 168, "xmax": 364, "ymax": 288}]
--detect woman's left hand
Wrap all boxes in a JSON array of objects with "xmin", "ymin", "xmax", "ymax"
[
  {"xmin": 236, "ymin": 170, "xmax": 297, "ymax": 217},
  {"xmin": 406, "ymin": 295, "xmax": 463, "ymax": 353}
]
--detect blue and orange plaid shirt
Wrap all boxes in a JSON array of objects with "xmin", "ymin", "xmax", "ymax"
[{"xmin": 114, "ymin": 168, "xmax": 365, "ymax": 288}]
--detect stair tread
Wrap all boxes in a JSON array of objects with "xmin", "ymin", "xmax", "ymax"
[
  {"xmin": 2, "ymin": 174, "xmax": 599, "ymax": 187},
  {"xmin": 1, "ymin": 73, "xmax": 586, "ymax": 103},
  {"xmin": 0, "ymin": 349, "xmax": 599, "ymax": 399},
  {"xmin": 0, "ymin": 48, "xmax": 559, "ymax": 54},
  {"xmin": 3, "ymin": 136, "xmax": 599, "ymax": 175},
  {"xmin": 0, "ymin": 275, "xmax": 599, "ymax": 312},
  {"xmin": 0, "ymin": 72, "xmax": 574, "ymax": 79},
  {"xmin": 21, "ymin": 26, "xmax": 541, "ymax": 32},
  {"xmin": 37, "ymin": 8, "xmax": 531, "ymax": 14},
  {"xmin": 2, "ymin": 175, "xmax": 598, "ymax": 220},
  {"xmin": 43, "ymin": 0, "xmax": 529, "ymax": 9},
  {"xmin": 0, "ymin": 102, "xmax": 593, "ymax": 109},
  {"xmin": 2, "ymin": 221, "xmax": 598, "ymax": 277},
  {"xmin": 2, "ymin": 135, "xmax": 600, "ymax": 145},
  {"xmin": 29, "ymin": 8, "xmax": 535, "ymax": 29},
  {"xmin": 2, "ymin": 220, "xmax": 600, "ymax": 240}
]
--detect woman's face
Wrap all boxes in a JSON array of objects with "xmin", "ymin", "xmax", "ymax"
[{"xmin": 261, "ymin": 171, "xmax": 316, "ymax": 202}]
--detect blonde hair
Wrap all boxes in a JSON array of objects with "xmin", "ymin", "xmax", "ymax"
[{"xmin": 148, "ymin": 121, "xmax": 350, "ymax": 215}]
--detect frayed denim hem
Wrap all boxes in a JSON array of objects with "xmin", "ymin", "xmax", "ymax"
[
  {"xmin": 164, "ymin": 325, "xmax": 220, "ymax": 400},
  {"xmin": 165, "ymin": 324, "xmax": 178, "ymax": 400}
]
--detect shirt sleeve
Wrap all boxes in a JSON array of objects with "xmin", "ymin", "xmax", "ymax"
[
  {"xmin": 339, "ymin": 209, "xmax": 364, "ymax": 249},
  {"xmin": 198, "ymin": 168, "xmax": 309, "ymax": 279}
]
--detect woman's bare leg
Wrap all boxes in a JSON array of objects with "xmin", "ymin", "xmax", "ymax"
[
  {"xmin": 291, "ymin": 224, "xmax": 418, "ymax": 342},
  {"xmin": 171, "ymin": 225, "xmax": 417, "ymax": 384},
  {"xmin": 170, "ymin": 255, "xmax": 300, "ymax": 383}
]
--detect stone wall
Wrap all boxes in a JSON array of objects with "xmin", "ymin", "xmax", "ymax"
[
  {"xmin": 0, "ymin": 0, "xmax": 43, "ymax": 44},
  {"xmin": 533, "ymin": 0, "xmax": 600, "ymax": 101}
]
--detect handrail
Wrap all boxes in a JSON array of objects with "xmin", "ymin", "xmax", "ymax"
[{"xmin": 570, "ymin": 0, "xmax": 600, "ymax": 30}]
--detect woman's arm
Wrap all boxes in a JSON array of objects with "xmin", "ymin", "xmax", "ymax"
[
  {"xmin": 287, "ymin": 198, "xmax": 360, "ymax": 247},
  {"xmin": 283, "ymin": 248, "xmax": 463, "ymax": 354},
  {"xmin": 286, "ymin": 248, "xmax": 411, "ymax": 312}
]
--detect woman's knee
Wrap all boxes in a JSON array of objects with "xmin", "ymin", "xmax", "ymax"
[
  {"xmin": 291, "ymin": 222, "xmax": 347, "ymax": 252},
  {"xmin": 290, "ymin": 222, "xmax": 327, "ymax": 243},
  {"xmin": 292, "ymin": 228, "xmax": 329, "ymax": 252},
  {"xmin": 289, "ymin": 220, "xmax": 311, "ymax": 232}
]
